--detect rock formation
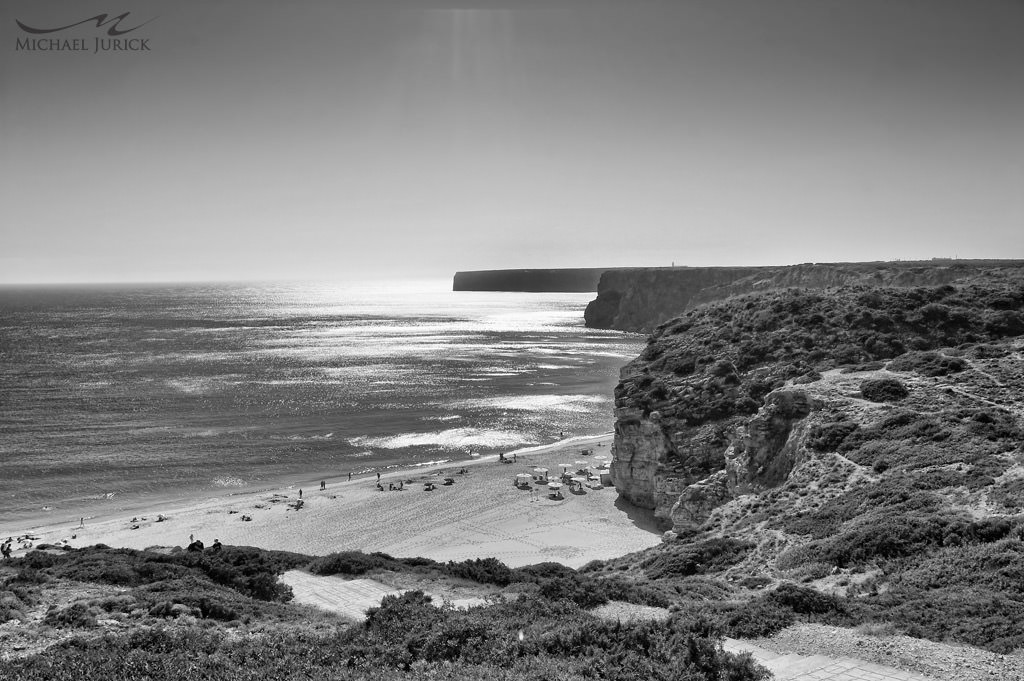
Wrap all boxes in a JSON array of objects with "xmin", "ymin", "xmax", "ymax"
[
  {"xmin": 452, "ymin": 268, "xmax": 614, "ymax": 292},
  {"xmin": 586, "ymin": 260, "xmax": 1024, "ymax": 332},
  {"xmin": 608, "ymin": 280, "xmax": 1024, "ymax": 532}
]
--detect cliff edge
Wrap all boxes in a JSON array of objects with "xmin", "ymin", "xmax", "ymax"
[
  {"xmin": 586, "ymin": 261, "xmax": 1024, "ymax": 332},
  {"xmin": 453, "ymin": 268, "xmax": 613, "ymax": 292}
]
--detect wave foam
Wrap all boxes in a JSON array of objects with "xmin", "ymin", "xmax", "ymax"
[
  {"xmin": 450, "ymin": 394, "xmax": 608, "ymax": 413},
  {"xmin": 347, "ymin": 428, "xmax": 530, "ymax": 450}
]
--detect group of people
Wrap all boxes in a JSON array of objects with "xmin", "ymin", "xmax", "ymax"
[
  {"xmin": 2, "ymin": 534, "xmax": 38, "ymax": 559},
  {"xmin": 186, "ymin": 534, "xmax": 223, "ymax": 553}
]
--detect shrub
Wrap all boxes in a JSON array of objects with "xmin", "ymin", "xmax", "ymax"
[
  {"xmin": 860, "ymin": 377, "xmax": 909, "ymax": 402},
  {"xmin": 445, "ymin": 558, "xmax": 514, "ymax": 586},
  {"xmin": 642, "ymin": 538, "xmax": 754, "ymax": 580},
  {"xmin": 888, "ymin": 351, "xmax": 966, "ymax": 377},
  {"xmin": 768, "ymin": 583, "xmax": 845, "ymax": 615},
  {"xmin": 44, "ymin": 602, "xmax": 99, "ymax": 628}
]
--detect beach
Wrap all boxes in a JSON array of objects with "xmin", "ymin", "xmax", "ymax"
[{"xmin": 4, "ymin": 434, "xmax": 663, "ymax": 569}]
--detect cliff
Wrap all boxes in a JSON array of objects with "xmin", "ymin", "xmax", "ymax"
[
  {"xmin": 453, "ymin": 268, "xmax": 612, "ymax": 292},
  {"xmin": 609, "ymin": 281, "xmax": 1024, "ymax": 530},
  {"xmin": 586, "ymin": 260, "xmax": 1024, "ymax": 332}
]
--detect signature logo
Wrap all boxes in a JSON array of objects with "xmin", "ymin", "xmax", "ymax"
[{"xmin": 16, "ymin": 12, "xmax": 153, "ymax": 36}]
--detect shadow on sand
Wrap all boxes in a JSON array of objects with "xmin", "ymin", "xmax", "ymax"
[{"xmin": 614, "ymin": 496, "xmax": 663, "ymax": 535}]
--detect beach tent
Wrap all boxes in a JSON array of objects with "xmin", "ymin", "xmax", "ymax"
[{"xmin": 515, "ymin": 473, "xmax": 532, "ymax": 487}]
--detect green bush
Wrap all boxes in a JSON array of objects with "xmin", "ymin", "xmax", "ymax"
[
  {"xmin": 642, "ymin": 538, "xmax": 753, "ymax": 580},
  {"xmin": 860, "ymin": 377, "xmax": 909, "ymax": 402},
  {"xmin": 888, "ymin": 351, "xmax": 966, "ymax": 377}
]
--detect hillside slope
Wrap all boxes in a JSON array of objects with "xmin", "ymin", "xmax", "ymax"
[{"xmin": 607, "ymin": 281, "xmax": 1024, "ymax": 652}]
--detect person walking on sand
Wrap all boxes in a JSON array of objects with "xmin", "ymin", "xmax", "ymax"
[
  {"xmin": 320, "ymin": 480, "xmax": 325, "ymax": 491},
  {"xmin": 377, "ymin": 472, "xmax": 381, "ymax": 481},
  {"xmin": 79, "ymin": 517, "xmax": 84, "ymax": 528},
  {"xmin": 348, "ymin": 472, "xmax": 352, "ymax": 482},
  {"xmin": 299, "ymin": 489, "xmax": 303, "ymax": 499}
]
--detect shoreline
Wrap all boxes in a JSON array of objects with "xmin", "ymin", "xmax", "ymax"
[
  {"xmin": 6, "ymin": 433, "xmax": 611, "ymax": 535},
  {"xmin": 5, "ymin": 433, "xmax": 662, "ymax": 568}
]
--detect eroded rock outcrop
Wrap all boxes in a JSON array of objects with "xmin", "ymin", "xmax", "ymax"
[{"xmin": 669, "ymin": 390, "xmax": 818, "ymax": 530}]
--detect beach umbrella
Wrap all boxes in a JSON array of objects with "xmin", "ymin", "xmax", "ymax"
[
  {"xmin": 558, "ymin": 463, "xmax": 571, "ymax": 471},
  {"xmin": 574, "ymin": 460, "xmax": 588, "ymax": 466},
  {"xmin": 533, "ymin": 467, "xmax": 548, "ymax": 478},
  {"xmin": 571, "ymin": 476, "xmax": 587, "ymax": 484},
  {"xmin": 548, "ymin": 482, "xmax": 562, "ymax": 490}
]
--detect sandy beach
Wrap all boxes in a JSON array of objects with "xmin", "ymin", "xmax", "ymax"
[{"xmin": 4, "ymin": 434, "xmax": 662, "ymax": 568}]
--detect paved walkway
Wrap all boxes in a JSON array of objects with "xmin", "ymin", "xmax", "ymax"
[{"xmin": 724, "ymin": 639, "xmax": 938, "ymax": 681}]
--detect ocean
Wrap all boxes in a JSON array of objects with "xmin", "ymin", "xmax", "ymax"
[{"xmin": 0, "ymin": 280, "xmax": 642, "ymax": 527}]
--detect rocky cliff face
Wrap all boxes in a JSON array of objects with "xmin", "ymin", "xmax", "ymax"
[
  {"xmin": 609, "ymin": 281, "xmax": 1024, "ymax": 531},
  {"xmin": 453, "ymin": 268, "xmax": 612, "ymax": 292},
  {"xmin": 586, "ymin": 261, "xmax": 1024, "ymax": 332}
]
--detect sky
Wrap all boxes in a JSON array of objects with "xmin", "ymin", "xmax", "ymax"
[{"xmin": 1, "ymin": 0, "xmax": 1022, "ymax": 283}]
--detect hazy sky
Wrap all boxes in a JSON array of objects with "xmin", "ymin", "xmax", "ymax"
[{"xmin": 2, "ymin": 0, "xmax": 1022, "ymax": 283}]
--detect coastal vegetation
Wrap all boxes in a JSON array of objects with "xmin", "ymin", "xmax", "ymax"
[
  {"xmin": 4, "ymin": 278, "xmax": 1024, "ymax": 675},
  {"xmin": 1, "ymin": 544, "xmax": 767, "ymax": 680},
  {"xmin": 607, "ymin": 280, "xmax": 1024, "ymax": 655}
]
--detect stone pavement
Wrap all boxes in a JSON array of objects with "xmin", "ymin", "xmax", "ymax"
[{"xmin": 724, "ymin": 639, "xmax": 938, "ymax": 681}]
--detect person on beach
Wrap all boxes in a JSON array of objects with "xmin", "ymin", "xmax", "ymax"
[
  {"xmin": 348, "ymin": 472, "xmax": 352, "ymax": 481},
  {"xmin": 376, "ymin": 472, "xmax": 381, "ymax": 481},
  {"xmin": 79, "ymin": 517, "xmax": 84, "ymax": 528},
  {"xmin": 1, "ymin": 540, "xmax": 11, "ymax": 560},
  {"xmin": 299, "ymin": 489, "xmax": 303, "ymax": 499},
  {"xmin": 320, "ymin": 480, "xmax": 326, "ymax": 491}
]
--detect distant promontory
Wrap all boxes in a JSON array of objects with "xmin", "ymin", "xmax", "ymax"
[{"xmin": 452, "ymin": 268, "xmax": 613, "ymax": 292}]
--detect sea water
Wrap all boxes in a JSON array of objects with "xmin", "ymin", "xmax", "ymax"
[{"xmin": 0, "ymin": 280, "xmax": 642, "ymax": 526}]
